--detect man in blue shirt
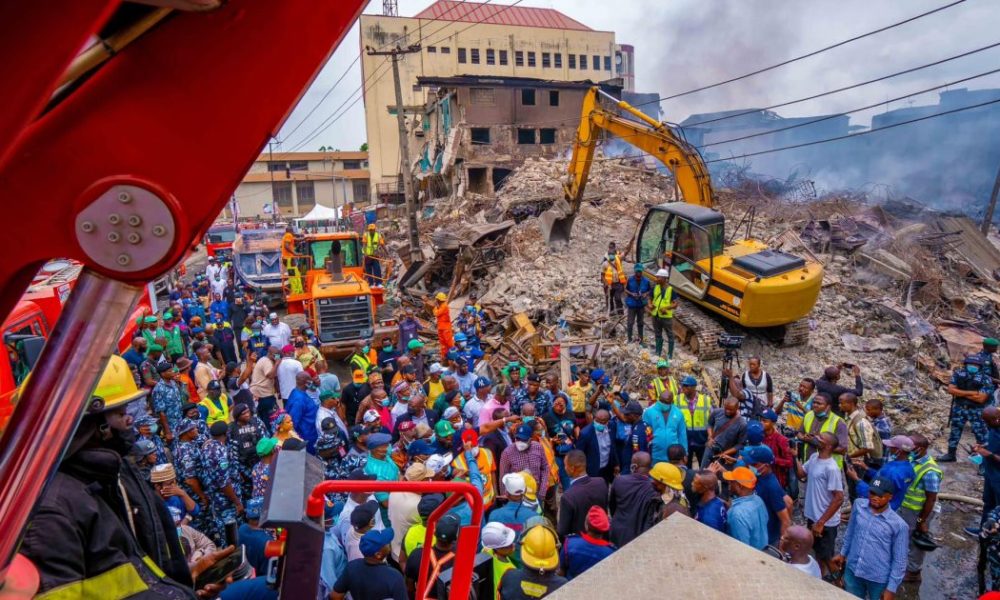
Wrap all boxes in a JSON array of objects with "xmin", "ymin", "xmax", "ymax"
[
  {"xmin": 722, "ymin": 466, "xmax": 768, "ymax": 550},
  {"xmin": 833, "ymin": 477, "xmax": 909, "ymax": 599},
  {"xmin": 693, "ymin": 470, "xmax": 726, "ymax": 533},
  {"xmin": 742, "ymin": 445, "xmax": 791, "ymax": 546},
  {"xmin": 643, "ymin": 391, "xmax": 687, "ymax": 465},
  {"xmin": 285, "ymin": 371, "xmax": 319, "ymax": 453},
  {"xmin": 332, "ymin": 528, "xmax": 407, "ymax": 600},
  {"xmin": 850, "ymin": 435, "xmax": 915, "ymax": 511},
  {"xmin": 624, "ymin": 264, "xmax": 652, "ymax": 344}
]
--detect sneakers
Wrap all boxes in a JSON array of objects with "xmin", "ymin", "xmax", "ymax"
[
  {"xmin": 936, "ymin": 451, "xmax": 957, "ymax": 463},
  {"xmin": 964, "ymin": 526, "xmax": 982, "ymax": 537}
]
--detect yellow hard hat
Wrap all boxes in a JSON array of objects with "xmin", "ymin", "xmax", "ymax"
[
  {"xmin": 518, "ymin": 470, "xmax": 538, "ymax": 502},
  {"xmin": 88, "ymin": 355, "xmax": 148, "ymax": 414},
  {"xmin": 435, "ymin": 292, "xmax": 448, "ymax": 302},
  {"xmin": 367, "ymin": 223, "xmax": 376, "ymax": 230},
  {"xmin": 650, "ymin": 462, "xmax": 684, "ymax": 491},
  {"xmin": 520, "ymin": 523, "xmax": 559, "ymax": 571}
]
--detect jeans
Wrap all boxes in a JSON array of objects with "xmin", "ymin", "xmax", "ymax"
[
  {"xmin": 626, "ymin": 307, "xmax": 645, "ymax": 342},
  {"xmin": 363, "ymin": 255, "xmax": 382, "ymax": 285},
  {"xmin": 844, "ymin": 567, "xmax": 888, "ymax": 599}
]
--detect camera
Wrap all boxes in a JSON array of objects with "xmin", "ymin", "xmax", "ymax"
[{"xmin": 717, "ymin": 333, "xmax": 745, "ymax": 350}]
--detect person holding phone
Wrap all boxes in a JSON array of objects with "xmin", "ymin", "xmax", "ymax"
[{"xmin": 815, "ymin": 364, "xmax": 864, "ymax": 417}]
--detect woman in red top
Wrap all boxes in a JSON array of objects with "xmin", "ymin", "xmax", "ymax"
[{"xmin": 760, "ymin": 409, "xmax": 794, "ymax": 488}]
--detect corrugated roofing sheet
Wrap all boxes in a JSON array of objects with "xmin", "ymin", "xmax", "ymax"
[{"xmin": 414, "ymin": 0, "xmax": 592, "ymax": 31}]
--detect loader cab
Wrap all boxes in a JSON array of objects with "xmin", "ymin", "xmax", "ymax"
[{"xmin": 635, "ymin": 203, "xmax": 725, "ymax": 300}]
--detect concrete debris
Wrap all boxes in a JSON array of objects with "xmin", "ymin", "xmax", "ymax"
[{"xmin": 841, "ymin": 333, "xmax": 901, "ymax": 353}]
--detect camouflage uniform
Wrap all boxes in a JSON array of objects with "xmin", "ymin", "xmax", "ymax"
[
  {"xmin": 174, "ymin": 437, "xmax": 217, "ymax": 541},
  {"xmin": 228, "ymin": 417, "xmax": 268, "ymax": 503},
  {"xmin": 201, "ymin": 437, "xmax": 238, "ymax": 545},
  {"xmin": 984, "ymin": 506, "xmax": 1000, "ymax": 591},
  {"xmin": 315, "ymin": 431, "xmax": 351, "ymax": 503},
  {"xmin": 947, "ymin": 365, "xmax": 994, "ymax": 452}
]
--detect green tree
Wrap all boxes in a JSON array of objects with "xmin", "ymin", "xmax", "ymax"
[{"xmin": 360, "ymin": 142, "xmax": 368, "ymax": 152}]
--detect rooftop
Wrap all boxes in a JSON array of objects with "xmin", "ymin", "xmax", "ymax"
[
  {"xmin": 256, "ymin": 151, "xmax": 368, "ymax": 162},
  {"xmin": 417, "ymin": 74, "xmax": 620, "ymax": 91},
  {"xmin": 413, "ymin": 0, "xmax": 593, "ymax": 31}
]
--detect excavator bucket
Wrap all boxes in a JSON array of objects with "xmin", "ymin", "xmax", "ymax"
[{"xmin": 539, "ymin": 198, "xmax": 575, "ymax": 245}]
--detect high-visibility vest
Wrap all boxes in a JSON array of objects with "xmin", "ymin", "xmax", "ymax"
[
  {"xmin": 602, "ymin": 254, "xmax": 626, "ymax": 285},
  {"xmin": 901, "ymin": 457, "xmax": 943, "ymax": 511},
  {"xmin": 651, "ymin": 284, "xmax": 674, "ymax": 318},
  {"xmin": 452, "ymin": 448, "xmax": 496, "ymax": 507},
  {"xmin": 679, "ymin": 393, "xmax": 712, "ymax": 431},
  {"xmin": 803, "ymin": 411, "xmax": 846, "ymax": 469},
  {"xmin": 649, "ymin": 376, "xmax": 679, "ymax": 402},
  {"xmin": 200, "ymin": 393, "xmax": 230, "ymax": 426},
  {"xmin": 363, "ymin": 231, "xmax": 381, "ymax": 256},
  {"xmin": 349, "ymin": 353, "xmax": 372, "ymax": 374},
  {"xmin": 489, "ymin": 553, "xmax": 515, "ymax": 600}
]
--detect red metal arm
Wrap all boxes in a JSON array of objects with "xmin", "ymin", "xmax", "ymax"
[{"xmin": 308, "ymin": 480, "xmax": 484, "ymax": 600}]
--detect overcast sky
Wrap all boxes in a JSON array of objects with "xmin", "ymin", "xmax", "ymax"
[{"xmin": 276, "ymin": 0, "xmax": 1000, "ymax": 152}]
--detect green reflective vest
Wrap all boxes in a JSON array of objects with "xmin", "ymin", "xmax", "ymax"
[
  {"xmin": 652, "ymin": 284, "xmax": 674, "ymax": 318},
  {"xmin": 680, "ymin": 393, "xmax": 712, "ymax": 431},
  {"xmin": 803, "ymin": 411, "xmax": 845, "ymax": 469},
  {"xmin": 649, "ymin": 376, "xmax": 679, "ymax": 402},
  {"xmin": 901, "ymin": 457, "xmax": 943, "ymax": 511},
  {"xmin": 363, "ymin": 231, "xmax": 381, "ymax": 256}
]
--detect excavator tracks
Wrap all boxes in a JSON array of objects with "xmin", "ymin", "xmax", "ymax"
[
  {"xmin": 672, "ymin": 299, "xmax": 726, "ymax": 361},
  {"xmin": 778, "ymin": 318, "xmax": 811, "ymax": 347}
]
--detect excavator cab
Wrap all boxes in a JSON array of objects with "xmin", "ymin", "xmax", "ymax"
[{"xmin": 636, "ymin": 203, "xmax": 725, "ymax": 300}]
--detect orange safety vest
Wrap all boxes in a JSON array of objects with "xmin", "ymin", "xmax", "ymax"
[
  {"xmin": 453, "ymin": 447, "xmax": 496, "ymax": 507},
  {"xmin": 602, "ymin": 254, "xmax": 627, "ymax": 285}
]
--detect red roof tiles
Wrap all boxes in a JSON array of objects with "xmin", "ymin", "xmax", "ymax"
[{"xmin": 414, "ymin": 0, "xmax": 593, "ymax": 31}]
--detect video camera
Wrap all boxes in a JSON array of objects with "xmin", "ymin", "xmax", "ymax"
[{"xmin": 717, "ymin": 333, "xmax": 745, "ymax": 350}]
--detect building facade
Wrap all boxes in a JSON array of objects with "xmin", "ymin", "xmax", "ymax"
[
  {"xmin": 360, "ymin": 0, "xmax": 625, "ymax": 202},
  {"xmin": 234, "ymin": 151, "xmax": 370, "ymax": 218}
]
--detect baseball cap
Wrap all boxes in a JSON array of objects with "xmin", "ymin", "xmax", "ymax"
[
  {"xmin": 359, "ymin": 528, "xmax": 394, "ymax": 557},
  {"xmin": 461, "ymin": 429, "xmax": 479, "ymax": 445},
  {"xmin": 722, "ymin": 466, "xmax": 758, "ymax": 489},
  {"xmin": 586, "ymin": 506, "xmax": 610, "ymax": 533},
  {"xmin": 514, "ymin": 424, "xmax": 534, "ymax": 441},
  {"xmin": 429, "ymin": 363, "xmax": 444, "ymax": 375},
  {"xmin": 474, "ymin": 377, "xmax": 492, "ymax": 389},
  {"xmin": 869, "ymin": 476, "xmax": 896, "ymax": 496},
  {"xmin": 174, "ymin": 419, "xmax": 198, "ymax": 436},
  {"xmin": 133, "ymin": 439, "xmax": 157, "ymax": 457},
  {"xmin": 746, "ymin": 421, "xmax": 765, "ymax": 445},
  {"xmin": 348, "ymin": 468, "xmax": 376, "ymax": 481},
  {"xmin": 407, "ymin": 339, "xmax": 425, "ymax": 350},
  {"xmin": 320, "ymin": 417, "xmax": 337, "ymax": 432},
  {"xmin": 884, "ymin": 435, "xmax": 915, "ymax": 451},
  {"xmin": 501, "ymin": 472, "xmax": 527, "ymax": 496},
  {"xmin": 155, "ymin": 362, "xmax": 174, "ymax": 374},
  {"xmin": 656, "ymin": 359, "xmax": 670, "ymax": 369},
  {"xmin": 425, "ymin": 453, "xmax": 453, "ymax": 475},
  {"xmin": 480, "ymin": 522, "xmax": 516, "ymax": 550},
  {"xmin": 366, "ymin": 433, "xmax": 392, "ymax": 449},
  {"xmin": 363, "ymin": 409, "xmax": 381, "ymax": 424},
  {"xmin": 435, "ymin": 420, "xmax": 456, "ymax": 438},
  {"xmin": 442, "ymin": 406, "xmax": 461, "ymax": 420},
  {"xmin": 623, "ymin": 401, "xmax": 644, "ymax": 416},
  {"xmin": 681, "ymin": 375, "xmax": 697, "ymax": 387},
  {"xmin": 350, "ymin": 500, "xmax": 379, "ymax": 529},
  {"xmin": 407, "ymin": 439, "xmax": 435, "ymax": 457},
  {"xmin": 418, "ymin": 494, "xmax": 444, "ymax": 518},
  {"xmin": 760, "ymin": 409, "xmax": 778, "ymax": 422},
  {"xmin": 245, "ymin": 497, "xmax": 264, "ymax": 520},
  {"xmin": 741, "ymin": 445, "xmax": 775, "ymax": 466},
  {"xmin": 435, "ymin": 513, "xmax": 461, "ymax": 543}
]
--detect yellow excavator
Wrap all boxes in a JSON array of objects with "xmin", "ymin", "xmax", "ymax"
[{"xmin": 541, "ymin": 87, "xmax": 823, "ymax": 358}]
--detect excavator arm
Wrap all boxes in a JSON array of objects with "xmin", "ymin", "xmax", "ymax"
[{"xmin": 541, "ymin": 86, "xmax": 714, "ymax": 244}]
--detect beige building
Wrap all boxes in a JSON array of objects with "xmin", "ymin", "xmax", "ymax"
[
  {"xmin": 360, "ymin": 0, "xmax": 628, "ymax": 203},
  {"xmin": 234, "ymin": 151, "xmax": 370, "ymax": 218}
]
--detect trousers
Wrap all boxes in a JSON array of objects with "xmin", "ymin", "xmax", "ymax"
[
  {"xmin": 653, "ymin": 316, "xmax": 674, "ymax": 358},
  {"xmin": 256, "ymin": 395, "xmax": 277, "ymax": 433},
  {"xmin": 843, "ymin": 567, "xmax": 887, "ymax": 599},
  {"xmin": 363, "ymin": 255, "xmax": 382, "ymax": 285},
  {"xmin": 899, "ymin": 506, "xmax": 935, "ymax": 572},
  {"xmin": 626, "ymin": 307, "xmax": 645, "ymax": 342},
  {"xmin": 606, "ymin": 283, "xmax": 624, "ymax": 315},
  {"xmin": 947, "ymin": 402, "xmax": 988, "ymax": 450}
]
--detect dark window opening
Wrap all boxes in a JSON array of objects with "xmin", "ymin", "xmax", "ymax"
[
  {"xmin": 458, "ymin": 48, "xmax": 467, "ymax": 63},
  {"xmin": 427, "ymin": 46, "xmax": 437, "ymax": 53},
  {"xmin": 470, "ymin": 48, "xmax": 480, "ymax": 64},
  {"xmin": 579, "ymin": 54, "xmax": 587, "ymax": 69},
  {"xmin": 499, "ymin": 50, "xmax": 508, "ymax": 65},
  {"xmin": 554, "ymin": 53, "xmax": 562, "ymax": 68},
  {"xmin": 517, "ymin": 128, "xmax": 536, "ymax": 145},
  {"xmin": 343, "ymin": 160, "xmax": 362, "ymax": 169},
  {"xmin": 288, "ymin": 161, "xmax": 308, "ymax": 171},
  {"xmin": 521, "ymin": 89, "xmax": 535, "ymax": 106},
  {"xmin": 549, "ymin": 90, "xmax": 559, "ymax": 106},
  {"xmin": 593, "ymin": 55, "xmax": 600, "ymax": 70},
  {"xmin": 568, "ymin": 54, "xmax": 576, "ymax": 69},
  {"xmin": 515, "ymin": 51, "xmax": 524, "ymax": 66},
  {"xmin": 539, "ymin": 128, "xmax": 557, "ymax": 144},
  {"xmin": 441, "ymin": 47, "xmax": 451, "ymax": 54},
  {"xmin": 527, "ymin": 51, "xmax": 536, "ymax": 67},
  {"xmin": 486, "ymin": 48, "xmax": 495, "ymax": 65},
  {"xmin": 604, "ymin": 55, "xmax": 611, "ymax": 71},
  {"xmin": 542, "ymin": 52, "xmax": 551, "ymax": 68},
  {"xmin": 467, "ymin": 167, "xmax": 489, "ymax": 194},
  {"xmin": 470, "ymin": 128, "xmax": 491, "ymax": 144},
  {"xmin": 492, "ymin": 168, "xmax": 513, "ymax": 192}
]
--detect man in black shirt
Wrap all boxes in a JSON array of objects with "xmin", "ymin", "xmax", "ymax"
[
  {"xmin": 341, "ymin": 369, "xmax": 372, "ymax": 426},
  {"xmin": 406, "ymin": 513, "xmax": 460, "ymax": 599},
  {"xmin": 332, "ymin": 528, "xmax": 407, "ymax": 600},
  {"xmin": 816, "ymin": 364, "xmax": 863, "ymax": 416}
]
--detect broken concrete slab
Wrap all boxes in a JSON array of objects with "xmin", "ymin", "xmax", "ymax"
[{"xmin": 841, "ymin": 333, "xmax": 901, "ymax": 352}]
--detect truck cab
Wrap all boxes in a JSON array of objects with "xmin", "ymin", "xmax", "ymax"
[
  {"xmin": 284, "ymin": 232, "xmax": 394, "ymax": 356},
  {"xmin": 204, "ymin": 223, "xmax": 237, "ymax": 261}
]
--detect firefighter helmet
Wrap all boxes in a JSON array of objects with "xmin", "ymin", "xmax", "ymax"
[
  {"xmin": 86, "ymin": 355, "xmax": 148, "ymax": 414},
  {"xmin": 520, "ymin": 522, "xmax": 559, "ymax": 571}
]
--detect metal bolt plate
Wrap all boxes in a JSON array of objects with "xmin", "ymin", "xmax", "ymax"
[{"xmin": 75, "ymin": 184, "xmax": 176, "ymax": 273}]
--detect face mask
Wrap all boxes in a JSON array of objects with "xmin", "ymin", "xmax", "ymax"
[
  {"xmin": 908, "ymin": 452, "xmax": 917, "ymax": 462},
  {"xmin": 428, "ymin": 434, "xmax": 437, "ymax": 444},
  {"xmin": 515, "ymin": 441, "xmax": 529, "ymax": 451},
  {"xmin": 362, "ymin": 346, "xmax": 370, "ymax": 354},
  {"xmin": 384, "ymin": 345, "xmax": 393, "ymax": 352},
  {"xmin": 381, "ymin": 399, "xmax": 391, "ymax": 407},
  {"xmin": 815, "ymin": 411, "xmax": 828, "ymax": 419},
  {"xmin": 523, "ymin": 416, "xmax": 535, "ymax": 423},
  {"xmin": 967, "ymin": 365, "xmax": 981, "ymax": 374},
  {"xmin": 659, "ymin": 400, "xmax": 673, "ymax": 409},
  {"xmin": 149, "ymin": 423, "xmax": 159, "ymax": 435},
  {"xmin": 594, "ymin": 423, "xmax": 607, "ymax": 433}
]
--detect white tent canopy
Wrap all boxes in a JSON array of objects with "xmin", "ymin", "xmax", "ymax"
[{"xmin": 296, "ymin": 203, "xmax": 341, "ymax": 222}]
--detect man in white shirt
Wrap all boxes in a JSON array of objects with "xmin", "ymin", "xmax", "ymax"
[
  {"xmin": 779, "ymin": 525, "xmax": 822, "ymax": 578},
  {"xmin": 210, "ymin": 274, "xmax": 227, "ymax": 299},
  {"xmin": 206, "ymin": 257, "xmax": 222, "ymax": 282},
  {"xmin": 316, "ymin": 391, "xmax": 348, "ymax": 439},
  {"xmin": 262, "ymin": 312, "xmax": 292, "ymax": 349},
  {"xmin": 276, "ymin": 345, "xmax": 304, "ymax": 400}
]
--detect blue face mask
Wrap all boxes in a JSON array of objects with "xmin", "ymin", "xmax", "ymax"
[
  {"xmin": 908, "ymin": 451, "xmax": 917, "ymax": 462},
  {"xmin": 523, "ymin": 416, "xmax": 536, "ymax": 423},
  {"xmin": 384, "ymin": 345, "xmax": 393, "ymax": 352},
  {"xmin": 381, "ymin": 399, "xmax": 391, "ymax": 407},
  {"xmin": 967, "ymin": 365, "xmax": 981, "ymax": 374},
  {"xmin": 362, "ymin": 346, "xmax": 370, "ymax": 354},
  {"xmin": 815, "ymin": 411, "xmax": 828, "ymax": 419},
  {"xmin": 149, "ymin": 423, "xmax": 159, "ymax": 435},
  {"xmin": 594, "ymin": 423, "xmax": 607, "ymax": 433}
]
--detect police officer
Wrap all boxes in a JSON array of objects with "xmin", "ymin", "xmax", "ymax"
[
  {"xmin": 202, "ymin": 420, "xmax": 245, "ymax": 544},
  {"xmin": 174, "ymin": 418, "xmax": 216, "ymax": 540},
  {"xmin": 228, "ymin": 403, "xmax": 267, "ymax": 502},
  {"xmin": 939, "ymin": 355, "xmax": 994, "ymax": 462},
  {"xmin": 977, "ymin": 337, "xmax": 1000, "ymax": 403}
]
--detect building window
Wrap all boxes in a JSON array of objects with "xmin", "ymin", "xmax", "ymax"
[
  {"xmin": 427, "ymin": 46, "xmax": 437, "ymax": 53},
  {"xmin": 288, "ymin": 161, "xmax": 308, "ymax": 171},
  {"xmin": 542, "ymin": 52, "xmax": 550, "ymax": 68},
  {"xmin": 471, "ymin": 128, "xmax": 491, "ymax": 144},
  {"xmin": 352, "ymin": 180, "xmax": 369, "ymax": 203},
  {"xmin": 521, "ymin": 89, "xmax": 536, "ymax": 106},
  {"xmin": 554, "ymin": 53, "xmax": 562, "ymax": 68},
  {"xmin": 470, "ymin": 48, "xmax": 480, "ymax": 64},
  {"xmin": 272, "ymin": 181, "xmax": 293, "ymax": 209},
  {"xmin": 549, "ymin": 91, "xmax": 559, "ymax": 106},
  {"xmin": 527, "ymin": 51, "xmax": 536, "ymax": 67},
  {"xmin": 295, "ymin": 181, "xmax": 316, "ymax": 210},
  {"xmin": 593, "ymin": 55, "xmax": 600, "ymax": 70},
  {"xmin": 539, "ymin": 128, "xmax": 556, "ymax": 144},
  {"xmin": 579, "ymin": 54, "xmax": 587, "ymax": 69},
  {"xmin": 569, "ymin": 54, "xmax": 576, "ymax": 69},
  {"xmin": 458, "ymin": 48, "xmax": 467, "ymax": 63},
  {"xmin": 267, "ymin": 162, "xmax": 286, "ymax": 172},
  {"xmin": 486, "ymin": 48, "xmax": 495, "ymax": 65},
  {"xmin": 470, "ymin": 87, "xmax": 495, "ymax": 105},
  {"xmin": 343, "ymin": 160, "xmax": 362, "ymax": 169},
  {"xmin": 517, "ymin": 128, "xmax": 536, "ymax": 144},
  {"xmin": 499, "ymin": 50, "xmax": 508, "ymax": 65},
  {"xmin": 604, "ymin": 55, "xmax": 612, "ymax": 71},
  {"xmin": 441, "ymin": 46, "xmax": 451, "ymax": 54},
  {"xmin": 515, "ymin": 50, "xmax": 524, "ymax": 66}
]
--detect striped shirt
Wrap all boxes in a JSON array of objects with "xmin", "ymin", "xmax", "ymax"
[{"xmin": 840, "ymin": 499, "xmax": 909, "ymax": 593}]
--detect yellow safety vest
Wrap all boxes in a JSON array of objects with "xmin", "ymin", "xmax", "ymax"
[
  {"xmin": 349, "ymin": 353, "xmax": 372, "ymax": 374},
  {"xmin": 200, "ymin": 393, "xmax": 231, "ymax": 426},
  {"xmin": 649, "ymin": 376, "xmax": 679, "ymax": 402},
  {"xmin": 452, "ymin": 447, "xmax": 496, "ymax": 507},
  {"xmin": 363, "ymin": 231, "xmax": 381, "ymax": 256},
  {"xmin": 488, "ymin": 552, "xmax": 515, "ymax": 600},
  {"xmin": 803, "ymin": 411, "xmax": 845, "ymax": 468},
  {"xmin": 602, "ymin": 254, "xmax": 626, "ymax": 285},
  {"xmin": 651, "ymin": 284, "xmax": 674, "ymax": 318},
  {"xmin": 679, "ymin": 393, "xmax": 712, "ymax": 430},
  {"xmin": 901, "ymin": 457, "xmax": 943, "ymax": 511}
]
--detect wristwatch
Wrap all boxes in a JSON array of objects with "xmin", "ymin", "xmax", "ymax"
[{"xmin": 916, "ymin": 517, "xmax": 925, "ymax": 524}]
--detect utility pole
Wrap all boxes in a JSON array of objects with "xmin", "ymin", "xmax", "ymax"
[
  {"xmin": 982, "ymin": 162, "xmax": 1000, "ymax": 235},
  {"xmin": 367, "ymin": 43, "xmax": 422, "ymax": 264}
]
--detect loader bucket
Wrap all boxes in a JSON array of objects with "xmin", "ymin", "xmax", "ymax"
[{"xmin": 539, "ymin": 198, "xmax": 576, "ymax": 245}]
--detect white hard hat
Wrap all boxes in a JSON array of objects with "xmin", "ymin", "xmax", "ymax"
[
  {"xmin": 502, "ymin": 472, "xmax": 527, "ymax": 496},
  {"xmin": 655, "ymin": 269, "xmax": 669, "ymax": 278},
  {"xmin": 481, "ymin": 522, "xmax": 517, "ymax": 550},
  {"xmin": 426, "ymin": 453, "xmax": 453, "ymax": 475}
]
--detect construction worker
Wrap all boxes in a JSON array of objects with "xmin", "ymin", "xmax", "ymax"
[
  {"xmin": 348, "ymin": 340, "xmax": 373, "ymax": 376},
  {"xmin": 678, "ymin": 375, "xmax": 712, "ymax": 467},
  {"xmin": 481, "ymin": 522, "xmax": 517, "ymax": 600},
  {"xmin": 434, "ymin": 292, "xmax": 455, "ymax": 360},
  {"xmin": 600, "ymin": 242, "xmax": 627, "ymax": 316},
  {"xmin": 649, "ymin": 268, "xmax": 677, "ymax": 359},
  {"xmin": 647, "ymin": 359, "xmax": 678, "ymax": 404},
  {"xmin": 362, "ymin": 222, "xmax": 385, "ymax": 286},
  {"xmin": 452, "ymin": 429, "xmax": 497, "ymax": 510},
  {"xmin": 200, "ymin": 379, "xmax": 231, "ymax": 426},
  {"xmin": 19, "ymin": 356, "xmax": 231, "ymax": 598},
  {"xmin": 498, "ymin": 519, "xmax": 568, "ymax": 599}
]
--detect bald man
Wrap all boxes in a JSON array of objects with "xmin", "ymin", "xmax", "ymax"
[
  {"xmin": 609, "ymin": 452, "xmax": 660, "ymax": 547},
  {"xmin": 703, "ymin": 398, "xmax": 747, "ymax": 468},
  {"xmin": 779, "ymin": 525, "xmax": 821, "ymax": 578}
]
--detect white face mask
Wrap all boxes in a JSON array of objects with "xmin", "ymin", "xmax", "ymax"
[{"xmin": 515, "ymin": 441, "xmax": 529, "ymax": 451}]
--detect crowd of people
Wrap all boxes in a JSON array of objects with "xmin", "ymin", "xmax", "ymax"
[{"xmin": 17, "ymin": 250, "xmax": 1000, "ymax": 600}]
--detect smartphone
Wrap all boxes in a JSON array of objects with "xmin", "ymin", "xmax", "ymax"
[
  {"xmin": 842, "ymin": 363, "xmax": 855, "ymax": 370},
  {"xmin": 224, "ymin": 519, "xmax": 239, "ymax": 548},
  {"xmin": 195, "ymin": 546, "xmax": 244, "ymax": 590}
]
